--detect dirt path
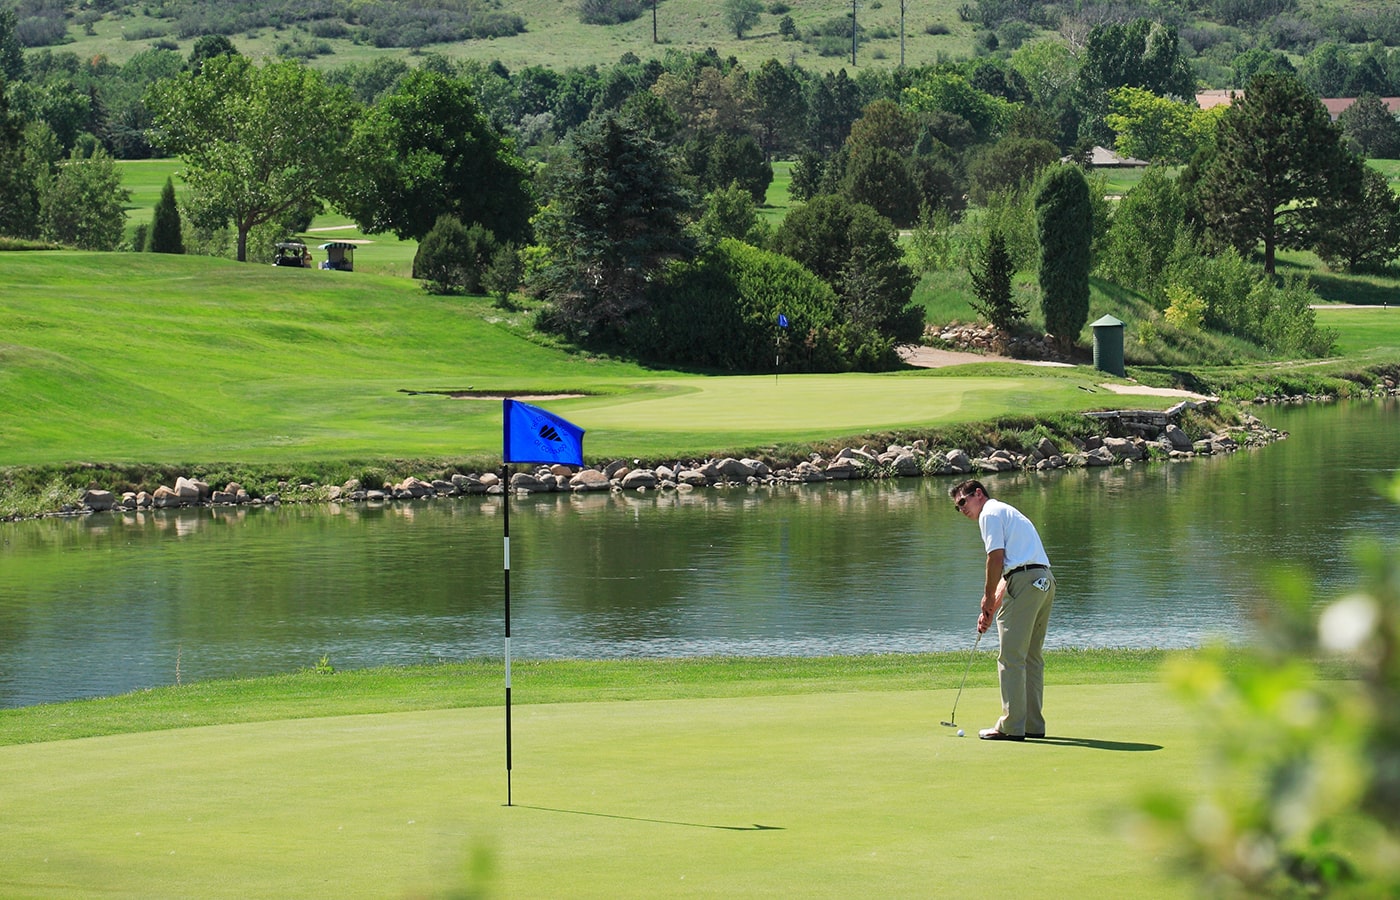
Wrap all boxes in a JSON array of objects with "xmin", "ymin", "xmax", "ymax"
[{"xmin": 897, "ymin": 344, "xmax": 1073, "ymax": 368}]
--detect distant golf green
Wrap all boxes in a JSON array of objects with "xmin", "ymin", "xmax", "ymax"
[
  {"xmin": 0, "ymin": 680, "xmax": 1196, "ymax": 897},
  {"xmin": 0, "ymin": 251, "xmax": 1161, "ymax": 467}
]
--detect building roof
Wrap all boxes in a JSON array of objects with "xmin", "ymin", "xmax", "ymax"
[
  {"xmin": 1195, "ymin": 89, "xmax": 1239, "ymax": 110},
  {"xmin": 1320, "ymin": 97, "xmax": 1400, "ymax": 120},
  {"xmin": 1197, "ymin": 90, "xmax": 1400, "ymax": 121}
]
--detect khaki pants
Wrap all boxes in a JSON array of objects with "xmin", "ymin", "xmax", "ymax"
[{"xmin": 995, "ymin": 568, "xmax": 1056, "ymax": 736}]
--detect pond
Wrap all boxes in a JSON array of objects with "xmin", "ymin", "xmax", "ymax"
[{"xmin": 1, "ymin": 400, "xmax": 1395, "ymax": 709}]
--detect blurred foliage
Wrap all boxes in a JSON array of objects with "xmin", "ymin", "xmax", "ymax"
[{"xmin": 1135, "ymin": 474, "xmax": 1400, "ymax": 896}]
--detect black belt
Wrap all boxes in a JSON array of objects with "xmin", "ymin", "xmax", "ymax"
[{"xmin": 1005, "ymin": 564, "xmax": 1048, "ymax": 578}]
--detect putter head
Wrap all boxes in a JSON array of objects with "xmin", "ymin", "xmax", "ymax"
[{"xmin": 939, "ymin": 720, "xmax": 956, "ymax": 728}]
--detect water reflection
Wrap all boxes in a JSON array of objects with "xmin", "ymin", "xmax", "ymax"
[{"xmin": 1, "ymin": 399, "xmax": 1395, "ymax": 707}]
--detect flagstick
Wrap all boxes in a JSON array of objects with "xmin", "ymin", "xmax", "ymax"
[{"xmin": 502, "ymin": 462, "xmax": 513, "ymax": 807}]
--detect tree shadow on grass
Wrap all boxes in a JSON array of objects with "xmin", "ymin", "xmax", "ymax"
[
  {"xmin": 514, "ymin": 804, "xmax": 784, "ymax": 832},
  {"xmin": 1027, "ymin": 736, "xmax": 1162, "ymax": 751}
]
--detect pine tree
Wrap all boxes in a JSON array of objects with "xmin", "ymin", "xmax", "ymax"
[
  {"xmin": 149, "ymin": 177, "xmax": 184, "ymax": 254},
  {"xmin": 1189, "ymin": 72, "xmax": 1363, "ymax": 274},
  {"xmin": 969, "ymin": 230, "xmax": 1024, "ymax": 331}
]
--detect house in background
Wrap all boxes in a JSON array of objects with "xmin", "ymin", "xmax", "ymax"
[{"xmin": 1196, "ymin": 90, "xmax": 1400, "ymax": 122}]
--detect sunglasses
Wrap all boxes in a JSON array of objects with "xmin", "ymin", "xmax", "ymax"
[{"xmin": 955, "ymin": 494, "xmax": 974, "ymax": 511}]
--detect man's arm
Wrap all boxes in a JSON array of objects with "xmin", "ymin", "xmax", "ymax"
[{"xmin": 978, "ymin": 548, "xmax": 1005, "ymax": 633}]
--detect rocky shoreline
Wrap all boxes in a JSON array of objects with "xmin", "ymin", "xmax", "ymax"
[{"xmin": 54, "ymin": 397, "xmax": 1294, "ymax": 517}]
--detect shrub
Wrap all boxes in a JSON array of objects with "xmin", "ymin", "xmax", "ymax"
[
  {"xmin": 1162, "ymin": 283, "xmax": 1205, "ymax": 332},
  {"xmin": 633, "ymin": 239, "xmax": 895, "ymax": 372}
]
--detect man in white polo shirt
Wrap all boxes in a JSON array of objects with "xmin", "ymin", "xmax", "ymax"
[{"xmin": 950, "ymin": 479, "xmax": 1056, "ymax": 742}]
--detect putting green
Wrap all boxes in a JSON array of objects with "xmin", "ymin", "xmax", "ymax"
[{"xmin": 0, "ymin": 683, "xmax": 1195, "ymax": 897}]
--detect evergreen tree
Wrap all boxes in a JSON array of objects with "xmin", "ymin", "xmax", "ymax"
[
  {"xmin": 1337, "ymin": 93, "xmax": 1400, "ymax": 160},
  {"xmin": 1034, "ymin": 165, "xmax": 1092, "ymax": 349},
  {"xmin": 1188, "ymin": 72, "xmax": 1363, "ymax": 274},
  {"xmin": 1313, "ymin": 166, "xmax": 1400, "ymax": 273},
  {"xmin": 149, "ymin": 176, "xmax": 184, "ymax": 254},
  {"xmin": 969, "ymin": 230, "xmax": 1025, "ymax": 331},
  {"xmin": 532, "ymin": 112, "xmax": 693, "ymax": 343}
]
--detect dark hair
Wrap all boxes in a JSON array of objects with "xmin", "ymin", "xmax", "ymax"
[{"xmin": 949, "ymin": 479, "xmax": 988, "ymax": 500}]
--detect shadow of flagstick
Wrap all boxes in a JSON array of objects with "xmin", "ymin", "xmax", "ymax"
[{"xmin": 513, "ymin": 805, "xmax": 784, "ymax": 832}]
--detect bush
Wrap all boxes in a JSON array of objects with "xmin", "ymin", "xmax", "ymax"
[
  {"xmin": 413, "ymin": 214, "xmax": 498, "ymax": 294},
  {"xmin": 633, "ymin": 239, "xmax": 896, "ymax": 372}
]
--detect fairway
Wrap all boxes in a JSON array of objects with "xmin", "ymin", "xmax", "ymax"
[
  {"xmin": 0, "ymin": 251, "xmax": 1165, "ymax": 466},
  {"xmin": 0, "ymin": 682, "xmax": 1194, "ymax": 897}
]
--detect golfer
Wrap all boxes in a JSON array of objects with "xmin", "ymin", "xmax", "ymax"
[{"xmin": 950, "ymin": 479, "xmax": 1056, "ymax": 742}]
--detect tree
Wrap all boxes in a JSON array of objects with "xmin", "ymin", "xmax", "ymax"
[
  {"xmin": 966, "ymin": 135, "xmax": 1059, "ymax": 205},
  {"xmin": 1079, "ymin": 19, "xmax": 1196, "ymax": 100},
  {"xmin": 749, "ymin": 59, "xmax": 806, "ymax": 159},
  {"xmin": 149, "ymin": 176, "xmax": 183, "ymax": 254},
  {"xmin": 40, "ymin": 146, "xmax": 129, "ymax": 250},
  {"xmin": 723, "ymin": 0, "xmax": 763, "ymax": 38},
  {"xmin": 1338, "ymin": 93, "xmax": 1400, "ymax": 160},
  {"xmin": 1104, "ymin": 87, "xmax": 1205, "ymax": 165},
  {"xmin": 969, "ymin": 230, "xmax": 1025, "ymax": 331},
  {"xmin": 1095, "ymin": 165, "xmax": 1187, "ymax": 308},
  {"xmin": 338, "ymin": 70, "xmax": 534, "ymax": 245},
  {"xmin": 0, "ymin": 8, "xmax": 23, "ymax": 83},
  {"xmin": 693, "ymin": 180, "xmax": 769, "ymax": 246},
  {"xmin": 1189, "ymin": 72, "xmax": 1364, "ymax": 275},
  {"xmin": 532, "ymin": 112, "xmax": 694, "ymax": 342},
  {"xmin": 0, "ymin": 76, "xmax": 40, "ymax": 239},
  {"xmin": 771, "ymin": 194, "xmax": 922, "ymax": 343},
  {"xmin": 147, "ymin": 56, "xmax": 355, "ymax": 262},
  {"xmin": 1035, "ymin": 165, "xmax": 1092, "ymax": 348},
  {"xmin": 1313, "ymin": 166, "xmax": 1400, "ymax": 273},
  {"xmin": 843, "ymin": 146, "xmax": 918, "ymax": 225}
]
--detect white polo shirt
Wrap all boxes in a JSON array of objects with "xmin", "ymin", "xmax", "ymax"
[{"xmin": 978, "ymin": 498, "xmax": 1051, "ymax": 575}]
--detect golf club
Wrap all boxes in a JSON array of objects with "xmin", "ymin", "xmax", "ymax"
[{"xmin": 940, "ymin": 630, "xmax": 983, "ymax": 728}]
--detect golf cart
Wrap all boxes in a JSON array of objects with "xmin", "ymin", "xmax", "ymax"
[
  {"xmin": 273, "ymin": 241, "xmax": 311, "ymax": 267},
  {"xmin": 319, "ymin": 241, "xmax": 356, "ymax": 271}
]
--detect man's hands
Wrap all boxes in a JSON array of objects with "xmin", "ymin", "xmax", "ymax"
[{"xmin": 977, "ymin": 578, "xmax": 1007, "ymax": 633}]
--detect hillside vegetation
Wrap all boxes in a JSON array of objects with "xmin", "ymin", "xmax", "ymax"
[{"xmin": 15, "ymin": 0, "xmax": 1400, "ymax": 77}]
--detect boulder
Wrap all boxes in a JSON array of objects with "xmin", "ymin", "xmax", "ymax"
[
  {"xmin": 622, "ymin": 469, "xmax": 659, "ymax": 490},
  {"xmin": 944, "ymin": 449, "xmax": 972, "ymax": 474},
  {"xmin": 675, "ymin": 469, "xmax": 710, "ymax": 487},
  {"xmin": 570, "ymin": 469, "xmax": 611, "ymax": 492},
  {"xmin": 81, "ymin": 489, "xmax": 116, "ymax": 511},
  {"xmin": 1163, "ymin": 424, "xmax": 1194, "ymax": 452},
  {"xmin": 152, "ymin": 485, "xmax": 182, "ymax": 508},
  {"xmin": 173, "ymin": 477, "xmax": 202, "ymax": 502},
  {"xmin": 824, "ymin": 457, "xmax": 861, "ymax": 479}
]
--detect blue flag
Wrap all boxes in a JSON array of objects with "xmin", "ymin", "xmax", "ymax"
[
  {"xmin": 503, "ymin": 399, "xmax": 585, "ymax": 466},
  {"xmin": 777, "ymin": 313, "xmax": 789, "ymax": 329}
]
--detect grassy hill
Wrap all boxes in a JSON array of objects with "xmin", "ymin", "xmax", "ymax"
[{"xmin": 45, "ymin": 0, "xmax": 980, "ymax": 72}]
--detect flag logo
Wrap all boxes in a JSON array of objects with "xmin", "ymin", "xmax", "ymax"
[{"xmin": 503, "ymin": 399, "xmax": 585, "ymax": 466}]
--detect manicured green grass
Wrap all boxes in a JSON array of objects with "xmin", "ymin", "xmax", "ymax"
[
  {"xmin": 1315, "ymin": 306, "xmax": 1400, "ymax": 357},
  {"xmin": 0, "ymin": 680, "xmax": 1199, "ymax": 897},
  {"xmin": 115, "ymin": 159, "xmax": 419, "ymax": 276},
  {"xmin": 0, "ymin": 653, "xmax": 1201, "ymax": 897},
  {"xmin": 0, "ymin": 251, "xmax": 1165, "ymax": 469},
  {"xmin": 0, "ymin": 649, "xmax": 1172, "ymax": 747}
]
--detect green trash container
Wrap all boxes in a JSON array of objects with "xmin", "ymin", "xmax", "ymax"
[{"xmin": 1090, "ymin": 314, "xmax": 1125, "ymax": 377}]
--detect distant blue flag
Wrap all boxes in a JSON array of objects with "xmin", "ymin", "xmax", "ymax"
[
  {"xmin": 777, "ymin": 313, "xmax": 789, "ymax": 329},
  {"xmin": 503, "ymin": 399, "xmax": 585, "ymax": 467}
]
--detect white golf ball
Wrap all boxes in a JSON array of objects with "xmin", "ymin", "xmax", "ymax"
[{"xmin": 957, "ymin": 729, "xmax": 965, "ymax": 737}]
